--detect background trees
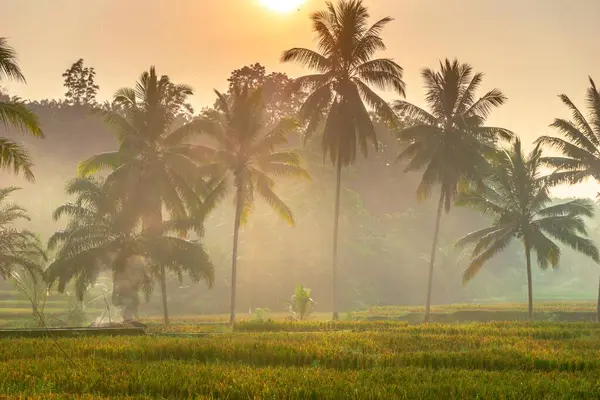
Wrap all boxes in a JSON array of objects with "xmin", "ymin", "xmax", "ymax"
[
  {"xmin": 282, "ymin": 0, "xmax": 406, "ymax": 320},
  {"xmin": 3, "ymin": 61, "xmax": 600, "ymax": 321},
  {"xmin": 76, "ymin": 67, "xmax": 213, "ymax": 325},
  {"xmin": 457, "ymin": 139, "xmax": 599, "ymax": 319},
  {"xmin": 395, "ymin": 59, "xmax": 511, "ymax": 322},
  {"xmin": 46, "ymin": 177, "xmax": 215, "ymax": 322},
  {"xmin": 62, "ymin": 59, "xmax": 100, "ymax": 106}
]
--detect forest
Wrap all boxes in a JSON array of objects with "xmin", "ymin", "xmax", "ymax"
[{"xmin": 1, "ymin": 0, "xmax": 600, "ymax": 329}]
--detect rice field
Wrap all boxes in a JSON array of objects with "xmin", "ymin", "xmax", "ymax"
[{"xmin": 1, "ymin": 321, "xmax": 600, "ymax": 399}]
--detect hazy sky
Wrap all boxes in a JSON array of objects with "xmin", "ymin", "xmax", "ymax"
[{"xmin": 2, "ymin": 0, "xmax": 600, "ymax": 196}]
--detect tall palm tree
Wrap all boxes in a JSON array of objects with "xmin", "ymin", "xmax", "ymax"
[
  {"xmin": 281, "ymin": 0, "xmax": 405, "ymax": 319},
  {"xmin": 0, "ymin": 38, "xmax": 43, "ymax": 181},
  {"xmin": 78, "ymin": 67, "xmax": 209, "ymax": 325},
  {"xmin": 535, "ymin": 76, "xmax": 600, "ymax": 322},
  {"xmin": 0, "ymin": 187, "xmax": 45, "ymax": 282},
  {"xmin": 456, "ymin": 138, "xmax": 599, "ymax": 320},
  {"xmin": 46, "ymin": 177, "xmax": 214, "ymax": 321},
  {"xmin": 200, "ymin": 86, "xmax": 309, "ymax": 325},
  {"xmin": 394, "ymin": 59, "xmax": 511, "ymax": 322}
]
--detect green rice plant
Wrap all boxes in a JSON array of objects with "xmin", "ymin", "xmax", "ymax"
[{"xmin": 2, "ymin": 321, "xmax": 600, "ymax": 398}]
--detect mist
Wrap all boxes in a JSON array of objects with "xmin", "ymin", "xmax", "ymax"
[{"xmin": 0, "ymin": 88, "xmax": 598, "ymax": 322}]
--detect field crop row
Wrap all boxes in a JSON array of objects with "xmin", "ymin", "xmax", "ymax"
[{"xmin": 1, "ymin": 322, "xmax": 600, "ymax": 398}]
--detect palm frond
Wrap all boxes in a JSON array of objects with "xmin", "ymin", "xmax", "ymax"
[
  {"xmin": 537, "ymin": 199, "xmax": 595, "ymax": 218},
  {"xmin": 251, "ymin": 170, "xmax": 295, "ymax": 226},
  {"xmin": 463, "ymin": 89, "xmax": 507, "ymax": 119},
  {"xmin": 528, "ymin": 230, "xmax": 561, "ymax": 270},
  {"xmin": 462, "ymin": 230, "xmax": 513, "ymax": 283},
  {"xmin": 353, "ymin": 58, "xmax": 405, "ymax": 96},
  {"xmin": 0, "ymin": 99, "xmax": 43, "ymax": 137},
  {"xmin": 280, "ymin": 48, "xmax": 330, "ymax": 73},
  {"xmin": 535, "ymin": 136, "xmax": 597, "ymax": 164},
  {"xmin": 78, "ymin": 152, "xmax": 122, "ymax": 176},
  {"xmin": 0, "ymin": 138, "xmax": 34, "ymax": 181},
  {"xmin": 550, "ymin": 118, "xmax": 598, "ymax": 154},
  {"xmin": 557, "ymin": 93, "xmax": 598, "ymax": 146},
  {"xmin": 585, "ymin": 77, "xmax": 600, "ymax": 139},
  {"xmin": 353, "ymin": 78, "xmax": 397, "ymax": 124},
  {"xmin": 393, "ymin": 101, "xmax": 436, "ymax": 125},
  {"xmin": 0, "ymin": 38, "xmax": 25, "ymax": 82}
]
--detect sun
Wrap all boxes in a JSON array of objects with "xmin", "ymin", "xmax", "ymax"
[{"xmin": 260, "ymin": 0, "xmax": 306, "ymax": 13}]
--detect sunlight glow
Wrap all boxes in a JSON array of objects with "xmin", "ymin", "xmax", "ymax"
[{"xmin": 260, "ymin": 0, "xmax": 306, "ymax": 13}]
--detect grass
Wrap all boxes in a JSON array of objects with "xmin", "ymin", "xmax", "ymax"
[
  {"xmin": 1, "ymin": 320, "xmax": 600, "ymax": 398},
  {"xmin": 363, "ymin": 301, "xmax": 600, "ymax": 314}
]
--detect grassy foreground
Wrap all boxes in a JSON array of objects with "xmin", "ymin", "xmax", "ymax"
[{"xmin": 1, "ymin": 321, "xmax": 600, "ymax": 399}]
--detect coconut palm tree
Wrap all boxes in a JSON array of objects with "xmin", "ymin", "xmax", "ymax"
[
  {"xmin": 535, "ymin": 76, "xmax": 600, "ymax": 322},
  {"xmin": 46, "ymin": 176, "xmax": 214, "ymax": 321},
  {"xmin": 456, "ymin": 138, "xmax": 599, "ymax": 320},
  {"xmin": 535, "ymin": 77, "xmax": 600, "ymax": 186},
  {"xmin": 394, "ymin": 59, "xmax": 512, "ymax": 322},
  {"xmin": 78, "ymin": 67, "xmax": 210, "ymax": 325},
  {"xmin": 199, "ymin": 85, "xmax": 309, "ymax": 325},
  {"xmin": 0, "ymin": 37, "xmax": 43, "ymax": 181},
  {"xmin": 281, "ymin": 0, "xmax": 405, "ymax": 320},
  {"xmin": 0, "ymin": 187, "xmax": 45, "ymax": 283}
]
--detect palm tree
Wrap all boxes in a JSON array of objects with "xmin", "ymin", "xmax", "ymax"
[
  {"xmin": 78, "ymin": 67, "xmax": 209, "ymax": 325},
  {"xmin": 0, "ymin": 37, "xmax": 43, "ymax": 181},
  {"xmin": 200, "ymin": 86, "xmax": 309, "ymax": 325},
  {"xmin": 535, "ymin": 77, "xmax": 600, "ymax": 186},
  {"xmin": 456, "ymin": 138, "xmax": 599, "ymax": 320},
  {"xmin": 46, "ymin": 177, "xmax": 214, "ymax": 321},
  {"xmin": 281, "ymin": 0, "xmax": 405, "ymax": 319},
  {"xmin": 394, "ymin": 59, "xmax": 512, "ymax": 322},
  {"xmin": 0, "ymin": 187, "xmax": 45, "ymax": 282},
  {"xmin": 535, "ymin": 76, "xmax": 600, "ymax": 322}
]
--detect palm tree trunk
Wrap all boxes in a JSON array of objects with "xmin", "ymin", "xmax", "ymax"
[
  {"xmin": 524, "ymin": 239, "xmax": 533, "ymax": 321},
  {"xmin": 143, "ymin": 196, "xmax": 169, "ymax": 325},
  {"xmin": 332, "ymin": 157, "xmax": 342, "ymax": 321},
  {"xmin": 424, "ymin": 191, "xmax": 444, "ymax": 323},
  {"xmin": 596, "ymin": 278, "xmax": 600, "ymax": 322},
  {"xmin": 230, "ymin": 185, "xmax": 243, "ymax": 326},
  {"xmin": 159, "ymin": 264, "xmax": 169, "ymax": 326}
]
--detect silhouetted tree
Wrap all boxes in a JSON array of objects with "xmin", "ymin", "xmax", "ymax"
[
  {"xmin": 535, "ymin": 76, "xmax": 600, "ymax": 322},
  {"xmin": 395, "ymin": 59, "xmax": 511, "ymax": 322},
  {"xmin": 282, "ymin": 0, "xmax": 405, "ymax": 319},
  {"xmin": 456, "ymin": 139, "xmax": 599, "ymax": 320},
  {"xmin": 200, "ymin": 86, "xmax": 309, "ymax": 325},
  {"xmin": 78, "ymin": 67, "xmax": 213, "ymax": 325},
  {"xmin": 0, "ymin": 37, "xmax": 43, "ymax": 181},
  {"xmin": 62, "ymin": 59, "xmax": 100, "ymax": 106}
]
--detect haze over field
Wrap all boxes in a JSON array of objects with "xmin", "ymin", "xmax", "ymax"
[{"xmin": 1, "ymin": 0, "xmax": 600, "ymax": 321}]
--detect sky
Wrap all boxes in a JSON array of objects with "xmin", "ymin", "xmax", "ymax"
[{"xmin": 2, "ymin": 0, "xmax": 600, "ymax": 196}]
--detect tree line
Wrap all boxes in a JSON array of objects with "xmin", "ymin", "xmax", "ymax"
[{"xmin": 1, "ymin": 0, "xmax": 599, "ymax": 325}]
